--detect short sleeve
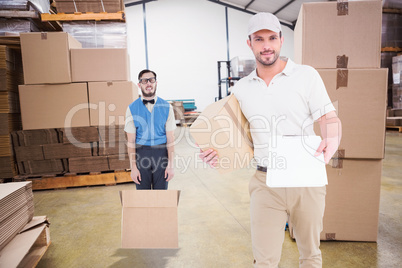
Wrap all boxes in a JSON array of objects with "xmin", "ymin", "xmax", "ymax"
[
  {"xmin": 165, "ymin": 104, "xmax": 177, "ymax": 132},
  {"xmin": 308, "ymin": 69, "xmax": 336, "ymax": 121},
  {"xmin": 124, "ymin": 106, "xmax": 136, "ymax": 134}
]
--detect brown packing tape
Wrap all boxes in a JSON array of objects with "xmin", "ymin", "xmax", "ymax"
[
  {"xmin": 41, "ymin": 32, "xmax": 47, "ymax": 40},
  {"xmin": 330, "ymin": 149, "xmax": 345, "ymax": 169},
  {"xmin": 331, "ymin": 158, "xmax": 343, "ymax": 169},
  {"xmin": 334, "ymin": 149, "xmax": 345, "ymax": 159},
  {"xmin": 337, "ymin": 55, "xmax": 348, "ymax": 69},
  {"xmin": 336, "ymin": 69, "xmax": 348, "ymax": 89},
  {"xmin": 223, "ymin": 101, "xmax": 253, "ymax": 148},
  {"xmin": 326, "ymin": 233, "xmax": 336, "ymax": 240},
  {"xmin": 337, "ymin": 0, "xmax": 348, "ymax": 16}
]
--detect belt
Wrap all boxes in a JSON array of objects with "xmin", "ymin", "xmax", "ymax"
[{"xmin": 257, "ymin": 165, "xmax": 267, "ymax": 172}]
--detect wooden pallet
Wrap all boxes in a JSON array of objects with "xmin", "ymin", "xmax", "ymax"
[
  {"xmin": 13, "ymin": 170, "xmax": 132, "ymax": 190},
  {"xmin": 381, "ymin": 47, "xmax": 402, "ymax": 53},
  {"xmin": 41, "ymin": 11, "xmax": 125, "ymax": 22},
  {"xmin": 386, "ymin": 126, "xmax": 402, "ymax": 133},
  {"xmin": 0, "ymin": 216, "xmax": 50, "ymax": 267}
]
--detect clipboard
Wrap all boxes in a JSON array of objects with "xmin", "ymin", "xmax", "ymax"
[{"xmin": 266, "ymin": 135, "xmax": 327, "ymax": 188}]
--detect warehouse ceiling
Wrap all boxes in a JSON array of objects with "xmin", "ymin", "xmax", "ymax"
[{"xmin": 124, "ymin": 0, "xmax": 400, "ymax": 30}]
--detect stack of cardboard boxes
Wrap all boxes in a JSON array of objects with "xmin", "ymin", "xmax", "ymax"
[
  {"xmin": 14, "ymin": 32, "xmax": 138, "ymax": 176},
  {"xmin": 0, "ymin": 45, "xmax": 24, "ymax": 180},
  {"xmin": 56, "ymin": 0, "xmax": 124, "ymax": 13},
  {"xmin": 0, "ymin": 181, "xmax": 50, "ymax": 267},
  {"xmin": 0, "ymin": 181, "xmax": 34, "ymax": 251},
  {"xmin": 293, "ymin": 0, "xmax": 387, "ymax": 242}
]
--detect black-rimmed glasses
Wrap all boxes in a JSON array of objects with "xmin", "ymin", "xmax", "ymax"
[{"xmin": 139, "ymin": 77, "xmax": 156, "ymax": 84}]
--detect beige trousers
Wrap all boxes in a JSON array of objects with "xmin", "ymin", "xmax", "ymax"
[{"xmin": 249, "ymin": 170, "xmax": 326, "ymax": 268}]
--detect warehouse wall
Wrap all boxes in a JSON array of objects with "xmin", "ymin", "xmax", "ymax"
[{"xmin": 125, "ymin": 0, "xmax": 294, "ymax": 111}]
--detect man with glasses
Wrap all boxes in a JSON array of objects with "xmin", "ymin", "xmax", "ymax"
[{"xmin": 124, "ymin": 69, "xmax": 176, "ymax": 189}]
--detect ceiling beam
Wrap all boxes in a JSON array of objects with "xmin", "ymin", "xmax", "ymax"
[
  {"xmin": 207, "ymin": 0, "xmax": 294, "ymax": 30},
  {"xmin": 207, "ymin": 0, "xmax": 255, "ymax": 15},
  {"xmin": 125, "ymin": 0, "xmax": 157, "ymax": 8},
  {"xmin": 245, "ymin": 0, "xmax": 255, "ymax": 10},
  {"xmin": 273, "ymin": 0, "xmax": 295, "ymax": 15}
]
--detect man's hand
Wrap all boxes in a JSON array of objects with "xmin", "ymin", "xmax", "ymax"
[
  {"xmin": 199, "ymin": 148, "xmax": 219, "ymax": 167},
  {"xmin": 316, "ymin": 111, "xmax": 342, "ymax": 164},
  {"xmin": 315, "ymin": 137, "xmax": 340, "ymax": 164},
  {"xmin": 165, "ymin": 166, "xmax": 175, "ymax": 182},
  {"xmin": 131, "ymin": 167, "xmax": 141, "ymax": 184}
]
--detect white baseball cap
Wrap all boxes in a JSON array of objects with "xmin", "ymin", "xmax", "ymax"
[{"xmin": 248, "ymin": 12, "xmax": 282, "ymax": 36}]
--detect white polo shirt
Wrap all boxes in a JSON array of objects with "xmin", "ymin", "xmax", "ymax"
[
  {"xmin": 231, "ymin": 58, "xmax": 335, "ymax": 166},
  {"xmin": 124, "ymin": 96, "xmax": 177, "ymax": 135}
]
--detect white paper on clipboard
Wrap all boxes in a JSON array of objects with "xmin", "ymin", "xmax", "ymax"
[{"xmin": 266, "ymin": 135, "xmax": 327, "ymax": 188}]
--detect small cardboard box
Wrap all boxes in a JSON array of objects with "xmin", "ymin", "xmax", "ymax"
[
  {"xmin": 88, "ymin": 81, "xmax": 138, "ymax": 126},
  {"xmin": 289, "ymin": 159, "xmax": 382, "ymax": 242},
  {"xmin": 294, "ymin": 1, "xmax": 382, "ymax": 69},
  {"xmin": 71, "ymin": 48, "xmax": 130, "ymax": 82},
  {"xmin": 120, "ymin": 190, "xmax": 180, "ymax": 249},
  {"xmin": 20, "ymin": 32, "xmax": 82, "ymax": 84},
  {"xmin": 190, "ymin": 94, "xmax": 253, "ymax": 174},
  {"xmin": 18, "ymin": 83, "xmax": 90, "ymax": 130},
  {"xmin": 314, "ymin": 68, "xmax": 388, "ymax": 159}
]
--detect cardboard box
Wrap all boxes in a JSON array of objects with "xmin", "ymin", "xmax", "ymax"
[
  {"xmin": 314, "ymin": 68, "xmax": 388, "ymax": 159},
  {"xmin": 88, "ymin": 81, "xmax": 138, "ymax": 126},
  {"xmin": 386, "ymin": 117, "xmax": 402, "ymax": 126},
  {"xmin": 20, "ymin": 32, "xmax": 82, "ymax": 84},
  {"xmin": 58, "ymin": 126, "xmax": 100, "ymax": 144},
  {"xmin": 190, "ymin": 95, "xmax": 253, "ymax": 174},
  {"xmin": 11, "ymin": 129, "xmax": 59, "ymax": 147},
  {"xmin": 0, "ymin": 113, "xmax": 21, "ymax": 136},
  {"xmin": 18, "ymin": 159, "xmax": 65, "ymax": 175},
  {"xmin": 69, "ymin": 156, "xmax": 109, "ymax": 173},
  {"xmin": 323, "ymin": 159, "xmax": 382, "ymax": 242},
  {"xmin": 0, "ymin": 156, "xmax": 16, "ymax": 178},
  {"xmin": 288, "ymin": 159, "xmax": 382, "ymax": 242},
  {"xmin": 71, "ymin": 48, "xmax": 130, "ymax": 82},
  {"xmin": 294, "ymin": 1, "xmax": 382, "ymax": 69},
  {"xmin": 43, "ymin": 143, "xmax": 92, "ymax": 159},
  {"xmin": 108, "ymin": 154, "xmax": 129, "ymax": 170},
  {"xmin": 98, "ymin": 125, "xmax": 126, "ymax": 142},
  {"xmin": 14, "ymin": 145, "xmax": 44, "ymax": 162},
  {"xmin": 120, "ymin": 190, "xmax": 180, "ymax": 248},
  {"xmin": 18, "ymin": 83, "xmax": 90, "ymax": 130}
]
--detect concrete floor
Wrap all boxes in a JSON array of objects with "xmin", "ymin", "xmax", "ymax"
[{"xmin": 33, "ymin": 128, "xmax": 402, "ymax": 268}]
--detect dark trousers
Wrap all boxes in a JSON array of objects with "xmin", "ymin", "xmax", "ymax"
[{"xmin": 135, "ymin": 144, "xmax": 169, "ymax": 190}]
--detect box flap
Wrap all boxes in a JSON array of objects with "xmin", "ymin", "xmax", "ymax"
[
  {"xmin": 121, "ymin": 190, "xmax": 180, "ymax": 208},
  {"xmin": 20, "ymin": 216, "xmax": 49, "ymax": 233}
]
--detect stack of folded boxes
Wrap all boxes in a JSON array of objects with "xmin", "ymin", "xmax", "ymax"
[
  {"xmin": 293, "ymin": 0, "xmax": 387, "ymax": 242},
  {"xmin": 15, "ymin": 32, "xmax": 138, "ymax": 177},
  {"xmin": 0, "ymin": 181, "xmax": 34, "ymax": 251},
  {"xmin": 0, "ymin": 45, "xmax": 24, "ymax": 180}
]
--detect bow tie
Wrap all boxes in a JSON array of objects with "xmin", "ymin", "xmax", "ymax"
[{"xmin": 143, "ymin": 99, "xmax": 155, "ymax": 105}]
